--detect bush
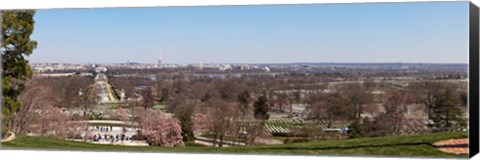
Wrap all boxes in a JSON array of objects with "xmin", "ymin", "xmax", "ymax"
[{"xmin": 347, "ymin": 118, "xmax": 373, "ymax": 138}]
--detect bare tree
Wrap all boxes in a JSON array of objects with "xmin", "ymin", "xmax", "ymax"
[
  {"xmin": 243, "ymin": 121, "xmax": 268, "ymax": 145},
  {"xmin": 380, "ymin": 91, "xmax": 409, "ymax": 136},
  {"xmin": 270, "ymin": 92, "xmax": 290, "ymax": 113},
  {"xmin": 33, "ymin": 106, "xmax": 69, "ymax": 137},
  {"xmin": 78, "ymin": 86, "xmax": 95, "ymax": 116},
  {"xmin": 307, "ymin": 92, "xmax": 348, "ymax": 128},
  {"xmin": 338, "ymin": 83, "xmax": 373, "ymax": 120},
  {"xmin": 215, "ymin": 80, "xmax": 237, "ymax": 101},
  {"xmin": 139, "ymin": 86, "xmax": 155, "ymax": 111},
  {"xmin": 12, "ymin": 80, "xmax": 85, "ymax": 139},
  {"xmin": 205, "ymin": 99, "xmax": 239, "ymax": 147},
  {"xmin": 409, "ymin": 82, "xmax": 446, "ymax": 119},
  {"xmin": 12, "ymin": 81, "xmax": 56, "ymax": 134}
]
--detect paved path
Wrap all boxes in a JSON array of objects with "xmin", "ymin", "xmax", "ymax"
[
  {"xmin": 194, "ymin": 136, "xmax": 245, "ymax": 147},
  {"xmin": 433, "ymin": 138, "xmax": 468, "ymax": 155},
  {"xmin": 68, "ymin": 139, "xmax": 148, "ymax": 146},
  {"xmin": 1, "ymin": 132, "xmax": 15, "ymax": 143},
  {"xmin": 94, "ymin": 72, "xmax": 118, "ymax": 103},
  {"xmin": 77, "ymin": 126, "xmax": 148, "ymax": 146},
  {"xmin": 75, "ymin": 120, "xmax": 138, "ymax": 125},
  {"xmin": 194, "ymin": 140, "xmax": 231, "ymax": 147},
  {"xmin": 255, "ymin": 137, "xmax": 283, "ymax": 145},
  {"xmin": 193, "ymin": 135, "xmax": 283, "ymax": 147}
]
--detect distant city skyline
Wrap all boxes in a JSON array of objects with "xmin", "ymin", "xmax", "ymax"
[
  {"xmin": 29, "ymin": 61, "xmax": 469, "ymax": 65},
  {"xmin": 29, "ymin": 2, "xmax": 469, "ymax": 64}
]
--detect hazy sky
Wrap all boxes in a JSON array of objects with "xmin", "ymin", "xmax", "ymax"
[{"xmin": 29, "ymin": 2, "xmax": 469, "ymax": 64}]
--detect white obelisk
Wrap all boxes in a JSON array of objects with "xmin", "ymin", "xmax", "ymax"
[{"xmin": 158, "ymin": 51, "xmax": 163, "ymax": 68}]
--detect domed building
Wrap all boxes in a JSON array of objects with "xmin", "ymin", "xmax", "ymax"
[{"xmin": 95, "ymin": 66, "xmax": 107, "ymax": 73}]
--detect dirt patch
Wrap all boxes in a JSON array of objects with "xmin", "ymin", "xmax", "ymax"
[{"xmin": 433, "ymin": 138, "xmax": 468, "ymax": 155}]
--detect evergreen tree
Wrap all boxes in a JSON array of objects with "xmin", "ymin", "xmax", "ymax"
[
  {"xmin": 1, "ymin": 11, "xmax": 38, "ymax": 135},
  {"xmin": 237, "ymin": 90, "xmax": 251, "ymax": 118},
  {"xmin": 347, "ymin": 118, "xmax": 372, "ymax": 138},
  {"xmin": 253, "ymin": 95, "xmax": 269, "ymax": 120},
  {"xmin": 429, "ymin": 91, "xmax": 467, "ymax": 132}
]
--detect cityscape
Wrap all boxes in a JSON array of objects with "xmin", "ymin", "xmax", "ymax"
[{"xmin": 1, "ymin": 1, "xmax": 472, "ymax": 158}]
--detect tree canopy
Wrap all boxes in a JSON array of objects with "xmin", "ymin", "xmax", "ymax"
[
  {"xmin": 1, "ymin": 11, "xmax": 38, "ymax": 135},
  {"xmin": 253, "ymin": 95, "xmax": 269, "ymax": 121}
]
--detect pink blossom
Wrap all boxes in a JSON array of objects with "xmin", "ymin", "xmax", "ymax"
[{"xmin": 140, "ymin": 109, "xmax": 184, "ymax": 147}]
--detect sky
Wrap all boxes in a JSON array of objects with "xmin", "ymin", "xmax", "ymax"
[{"xmin": 29, "ymin": 2, "xmax": 470, "ymax": 64}]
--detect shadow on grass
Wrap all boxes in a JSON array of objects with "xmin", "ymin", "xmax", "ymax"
[
  {"xmin": 435, "ymin": 144, "xmax": 469, "ymax": 148},
  {"xmin": 256, "ymin": 142, "xmax": 435, "ymax": 151}
]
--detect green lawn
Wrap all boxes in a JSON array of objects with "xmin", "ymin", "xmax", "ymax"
[
  {"xmin": 1, "ymin": 132, "xmax": 468, "ymax": 158},
  {"xmin": 271, "ymin": 136, "xmax": 289, "ymax": 142}
]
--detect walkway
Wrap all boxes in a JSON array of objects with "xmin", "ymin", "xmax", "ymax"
[
  {"xmin": 194, "ymin": 136, "xmax": 245, "ymax": 147},
  {"xmin": 1, "ymin": 132, "xmax": 15, "ymax": 143},
  {"xmin": 76, "ymin": 120, "xmax": 132, "ymax": 125},
  {"xmin": 74, "ymin": 126, "xmax": 148, "ymax": 146}
]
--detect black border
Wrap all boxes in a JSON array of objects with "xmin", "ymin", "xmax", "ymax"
[{"xmin": 469, "ymin": 2, "xmax": 479, "ymax": 158}]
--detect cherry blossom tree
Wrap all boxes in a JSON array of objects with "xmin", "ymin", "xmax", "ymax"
[
  {"xmin": 140, "ymin": 109, "xmax": 184, "ymax": 147},
  {"xmin": 12, "ymin": 80, "xmax": 85, "ymax": 139},
  {"xmin": 16, "ymin": 105, "xmax": 82, "ymax": 138},
  {"xmin": 11, "ymin": 81, "xmax": 56, "ymax": 134},
  {"xmin": 192, "ymin": 112, "xmax": 210, "ymax": 134}
]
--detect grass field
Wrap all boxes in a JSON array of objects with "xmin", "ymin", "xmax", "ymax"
[{"xmin": 1, "ymin": 132, "xmax": 468, "ymax": 158}]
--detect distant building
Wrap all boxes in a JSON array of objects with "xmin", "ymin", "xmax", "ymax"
[
  {"xmin": 263, "ymin": 67, "xmax": 271, "ymax": 72},
  {"xmin": 94, "ymin": 66, "xmax": 107, "ymax": 73},
  {"xmin": 33, "ymin": 67, "xmax": 44, "ymax": 73},
  {"xmin": 240, "ymin": 64, "xmax": 250, "ymax": 70},
  {"xmin": 44, "ymin": 66, "xmax": 54, "ymax": 72},
  {"xmin": 219, "ymin": 64, "xmax": 233, "ymax": 71}
]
